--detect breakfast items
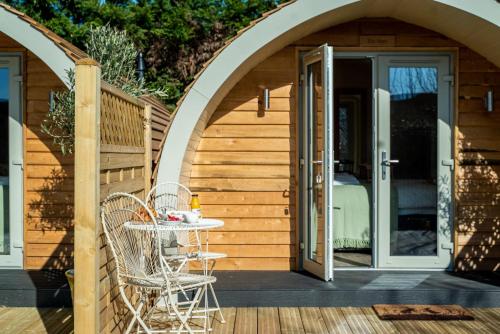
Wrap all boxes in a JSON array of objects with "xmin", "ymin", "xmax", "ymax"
[
  {"xmin": 135, "ymin": 207, "xmax": 152, "ymax": 222},
  {"xmin": 166, "ymin": 213, "xmax": 183, "ymax": 221},
  {"xmin": 182, "ymin": 211, "xmax": 199, "ymax": 224},
  {"xmin": 133, "ymin": 206, "xmax": 159, "ymax": 223},
  {"xmin": 190, "ymin": 194, "xmax": 201, "ymax": 217}
]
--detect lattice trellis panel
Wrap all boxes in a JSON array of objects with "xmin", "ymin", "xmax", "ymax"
[{"xmin": 100, "ymin": 85, "xmax": 145, "ymax": 147}]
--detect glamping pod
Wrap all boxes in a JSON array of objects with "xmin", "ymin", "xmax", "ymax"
[
  {"xmin": 158, "ymin": 0, "xmax": 500, "ymax": 275},
  {"xmin": 0, "ymin": 3, "xmax": 85, "ymax": 270}
]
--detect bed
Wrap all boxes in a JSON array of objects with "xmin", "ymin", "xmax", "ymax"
[
  {"xmin": 332, "ymin": 174, "xmax": 437, "ymax": 250},
  {"xmin": 333, "ymin": 173, "xmax": 399, "ymax": 249}
]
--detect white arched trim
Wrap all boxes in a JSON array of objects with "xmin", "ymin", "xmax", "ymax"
[
  {"xmin": 0, "ymin": 6, "xmax": 75, "ymax": 87},
  {"xmin": 158, "ymin": 0, "xmax": 500, "ymax": 184}
]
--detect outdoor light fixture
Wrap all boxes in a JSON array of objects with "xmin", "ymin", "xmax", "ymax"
[
  {"xmin": 260, "ymin": 87, "xmax": 270, "ymax": 111},
  {"xmin": 136, "ymin": 52, "xmax": 145, "ymax": 81},
  {"xmin": 49, "ymin": 91, "xmax": 55, "ymax": 112},
  {"xmin": 485, "ymin": 89, "xmax": 494, "ymax": 112}
]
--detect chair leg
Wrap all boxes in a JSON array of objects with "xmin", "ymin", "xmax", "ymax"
[
  {"xmin": 120, "ymin": 287, "xmax": 153, "ymax": 334},
  {"xmin": 206, "ymin": 259, "xmax": 225, "ymax": 324},
  {"xmin": 167, "ymin": 286, "xmax": 208, "ymax": 334},
  {"xmin": 209, "ymin": 282, "xmax": 225, "ymax": 323}
]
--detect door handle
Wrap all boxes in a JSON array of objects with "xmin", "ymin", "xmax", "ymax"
[
  {"xmin": 312, "ymin": 160, "xmax": 323, "ymax": 164},
  {"xmin": 381, "ymin": 159, "xmax": 399, "ymax": 166},
  {"xmin": 381, "ymin": 151, "xmax": 398, "ymax": 180},
  {"xmin": 12, "ymin": 160, "xmax": 23, "ymax": 170}
]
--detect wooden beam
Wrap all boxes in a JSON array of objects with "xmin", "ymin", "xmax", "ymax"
[
  {"xmin": 74, "ymin": 58, "xmax": 101, "ymax": 334},
  {"xmin": 144, "ymin": 105, "xmax": 152, "ymax": 194}
]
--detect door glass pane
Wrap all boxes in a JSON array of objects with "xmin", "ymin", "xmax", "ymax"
[
  {"xmin": 307, "ymin": 61, "xmax": 324, "ymax": 264},
  {"xmin": 389, "ymin": 67, "xmax": 438, "ymax": 256},
  {"xmin": 0, "ymin": 68, "xmax": 10, "ymax": 255}
]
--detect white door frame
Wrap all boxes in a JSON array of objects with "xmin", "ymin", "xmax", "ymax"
[
  {"xmin": 0, "ymin": 54, "xmax": 24, "ymax": 269},
  {"xmin": 299, "ymin": 51, "xmax": 454, "ymax": 273},
  {"xmin": 301, "ymin": 44, "xmax": 334, "ymax": 281},
  {"xmin": 377, "ymin": 54, "xmax": 454, "ymax": 269}
]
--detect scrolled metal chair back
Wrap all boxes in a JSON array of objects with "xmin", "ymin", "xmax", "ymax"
[{"xmin": 101, "ymin": 192, "xmax": 164, "ymax": 285}]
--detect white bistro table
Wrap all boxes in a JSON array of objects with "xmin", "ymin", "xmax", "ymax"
[{"xmin": 124, "ymin": 218, "xmax": 224, "ymax": 271}]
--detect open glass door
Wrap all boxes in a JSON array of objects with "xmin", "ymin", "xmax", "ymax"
[
  {"xmin": 0, "ymin": 56, "xmax": 23, "ymax": 268},
  {"xmin": 377, "ymin": 55, "xmax": 453, "ymax": 268},
  {"xmin": 302, "ymin": 45, "xmax": 334, "ymax": 280}
]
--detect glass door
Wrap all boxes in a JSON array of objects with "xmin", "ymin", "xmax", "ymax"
[
  {"xmin": 302, "ymin": 45, "xmax": 334, "ymax": 280},
  {"xmin": 377, "ymin": 56, "xmax": 453, "ymax": 268},
  {"xmin": 0, "ymin": 56, "xmax": 23, "ymax": 268}
]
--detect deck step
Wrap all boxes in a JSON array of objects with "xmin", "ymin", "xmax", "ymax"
[
  {"xmin": 212, "ymin": 271, "xmax": 500, "ymax": 308},
  {"xmin": 0, "ymin": 270, "xmax": 72, "ymax": 307}
]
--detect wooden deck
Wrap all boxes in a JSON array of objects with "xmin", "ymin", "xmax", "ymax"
[{"xmin": 2, "ymin": 307, "xmax": 500, "ymax": 333}]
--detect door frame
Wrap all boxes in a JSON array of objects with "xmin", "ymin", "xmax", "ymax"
[
  {"xmin": 297, "ymin": 50, "xmax": 455, "ymax": 272},
  {"xmin": 0, "ymin": 53, "xmax": 24, "ymax": 269},
  {"xmin": 377, "ymin": 54, "xmax": 454, "ymax": 269},
  {"xmin": 301, "ymin": 45, "xmax": 334, "ymax": 280}
]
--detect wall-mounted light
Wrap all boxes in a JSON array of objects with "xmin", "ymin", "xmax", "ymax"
[
  {"xmin": 259, "ymin": 86, "xmax": 270, "ymax": 111},
  {"xmin": 263, "ymin": 88, "xmax": 270, "ymax": 110},
  {"xmin": 49, "ymin": 91, "xmax": 55, "ymax": 112},
  {"xmin": 485, "ymin": 89, "xmax": 494, "ymax": 112}
]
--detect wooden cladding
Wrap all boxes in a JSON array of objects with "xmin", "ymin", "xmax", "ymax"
[
  {"xmin": 190, "ymin": 47, "xmax": 296, "ymax": 271},
  {"xmin": 0, "ymin": 32, "xmax": 74, "ymax": 270},
  {"xmin": 190, "ymin": 18, "xmax": 500, "ymax": 271}
]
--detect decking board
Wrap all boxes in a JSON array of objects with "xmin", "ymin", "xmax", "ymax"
[{"xmin": 2, "ymin": 307, "xmax": 500, "ymax": 334}]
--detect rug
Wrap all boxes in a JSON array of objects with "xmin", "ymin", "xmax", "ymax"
[{"xmin": 373, "ymin": 304, "xmax": 475, "ymax": 320}]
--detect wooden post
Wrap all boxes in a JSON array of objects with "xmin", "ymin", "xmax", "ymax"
[
  {"xmin": 144, "ymin": 104, "xmax": 152, "ymax": 195},
  {"xmin": 74, "ymin": 58, "xmax": 101, "ymax": 334}
]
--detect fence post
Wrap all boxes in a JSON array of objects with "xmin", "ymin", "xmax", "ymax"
[
  {"xmin": 74, "ymin": 58, "xmax": 101, "ymax": 334},
  {"xmin": 144, "ymin": 104, "xmax": 152, "ymax": 195}
]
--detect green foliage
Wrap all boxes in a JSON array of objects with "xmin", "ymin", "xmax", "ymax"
[
  {"xmin": 85, "ymin": 24, "xmax": 165, "ymax": 97},
  {"xmin": 42, "ymin": 25, "xmax": 166, "ymax": 154},
  {"xmin": 3, "ymin": 0, "xmax": 285, "ymax": 107},
  {"xmin": 4, "ymin": 0, "xmax": 285, "ymax": 153},
  {"xmin": 41, "ymin": 70, "xmax": 75, "ymax": 155}
]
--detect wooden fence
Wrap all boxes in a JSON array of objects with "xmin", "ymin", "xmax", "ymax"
[
  {"xmin": 74, "ymin": 59, "xmax": 152, "ymax": 334},
  {"xmin": 139, "ymin": 95, "xmax": 172, "ymax": 183}
]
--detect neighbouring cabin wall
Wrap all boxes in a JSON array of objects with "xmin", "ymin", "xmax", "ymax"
[
  {"xmin": 0, "ymin": 32, "xmax": 74, "ymax": 270},
  {"xmin": 189, "ymin": 18, "xmax": 500, "ymax": 271}
]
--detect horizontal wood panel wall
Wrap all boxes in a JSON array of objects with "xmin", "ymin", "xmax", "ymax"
[
  {"xmin": 98, "ymin": 83, "xmax": 149, "ymax": 334},
  {"xmin": 190, "ymin": 46, "xmax": 296, "ymax": 270},
  {"xmin": 0, "ymin": 32, "xmax": 74, "ymax": 270},
  {"xmin": 189, "ymin": 18, "xmax": 500, "ymax": 271}
]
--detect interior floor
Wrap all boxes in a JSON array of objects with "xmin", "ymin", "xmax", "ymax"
[{"xmin": 334, "ymin": 250, "xmax": 372, "ymax": 267}]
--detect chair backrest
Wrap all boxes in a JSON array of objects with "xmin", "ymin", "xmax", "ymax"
[
  {"xmin": 101, "ymin": 192, "xmax": 164, "ymax": 285},
  {"xmin": 146, "ymin": 182, "xmax": 193, "ymax": 250},
  {"xmin": 146, "ymin": 182, "xmax": 192, "ymax": 214}
]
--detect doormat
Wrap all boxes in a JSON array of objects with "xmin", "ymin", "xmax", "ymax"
[{"xmin": 373, "ymin": 304, "xmax": 475, "ymax": 321}]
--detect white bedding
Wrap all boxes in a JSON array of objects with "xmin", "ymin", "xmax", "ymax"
[
  {"xmin": 393, "ymin": 179, "xmax": 436, "ymax": 215},
  {"xmin": 334, "ymin": 173, "xmax": 360, "ymax": 186}
]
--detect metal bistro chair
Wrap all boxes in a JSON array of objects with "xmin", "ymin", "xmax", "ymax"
[
  {"xmin": 147, "ymin": 182, "xmax": 226, "ymax": 323},
  {"xmin": 101, "ymin": 192, "xmax": 216, "ymax": 333}
]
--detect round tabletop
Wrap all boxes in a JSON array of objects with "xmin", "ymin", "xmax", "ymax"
[{"xmin": 124, "ymin": 218, "xmax": 224, "ymax": 232}]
